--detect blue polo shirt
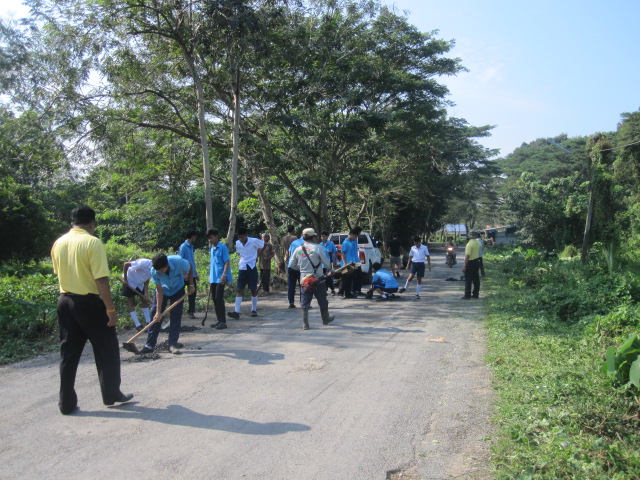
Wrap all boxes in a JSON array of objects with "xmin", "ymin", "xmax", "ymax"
[
  {"xmin": 321, "ymin": 240, "xmax": 337, "ymax": 262},
  {"xmin": 151, "ymin": 255, "xmax": 191, "ymax": 296},
  {"xmin": 288, "ymin": 238, "xmax": 304, "ymax": 267},
  {"xmin": 178, "ymin": 240, "xmax": 198, "ymax": 279},
  {"xmin": 209, "ymin": 242, "xmax": 233, "ymax": 284},
  {"xmin": 372, "ymin": 269, "xmax": 399, "ymax": 289},
  {"xmin": 341, "ymin": 237, "xmax": 359, "ymax": 264}
]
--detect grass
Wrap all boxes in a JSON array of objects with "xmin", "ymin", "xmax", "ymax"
[{"xmin": 483, "ymin": 248, "xmax": 640, "ymax": 479}]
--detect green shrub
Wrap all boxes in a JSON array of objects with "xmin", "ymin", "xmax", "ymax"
[{"xmin": 601, "ymin": 334, "xmax": 640, "ymax": 389}]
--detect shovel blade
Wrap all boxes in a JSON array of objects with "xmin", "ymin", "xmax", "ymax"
[{"xmin": 122, "ymin": 342, "xmax": 141, "ymax": 354}]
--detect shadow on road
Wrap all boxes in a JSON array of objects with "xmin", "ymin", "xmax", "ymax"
[{"xmin": 77, "ymin": 403, "xmax": 311, "ymax": 434}]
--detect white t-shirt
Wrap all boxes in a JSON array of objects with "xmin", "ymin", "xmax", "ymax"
[
  {"xmin": 125, "ymin": 258, "xmax": 152, "ymax": 290},
  {"xmin": 236, "ymin": 237, "xmax": 265, "ymax": 270},
  {"xmin": 409, "ymin": 244, "xmax": 430, "ymax": 263}
]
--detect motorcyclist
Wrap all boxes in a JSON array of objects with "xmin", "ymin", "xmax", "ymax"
[{"xmin": 445, "ymin": 237, "xmax": 457, "ymax": 266}]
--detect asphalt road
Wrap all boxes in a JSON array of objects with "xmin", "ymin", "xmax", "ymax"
[{"xmin": 0, "ymin": 249, "xmax": 494, "ymax": 480}]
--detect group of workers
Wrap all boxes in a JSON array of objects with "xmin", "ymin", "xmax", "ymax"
[{"xmin": 50, "ymin": 205, "xmax": 483, "ymax": 415}]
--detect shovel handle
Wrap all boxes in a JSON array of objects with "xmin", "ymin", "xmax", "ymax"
[
  {"xmin": 117, "ymin": 276, "xmax": 151, "ymax": 303},
  {"xmin": 123, "ymin": 295, "xmax": 186, "ymax": 344}
]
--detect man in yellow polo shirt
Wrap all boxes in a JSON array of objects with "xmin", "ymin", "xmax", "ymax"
[
  {"xmin": 51, "ymin": 206, "xmax": 133, "ymax": 414},
  {"xmin": 462, "ymin": 231, "xmax": 482, "ymax": 299}
]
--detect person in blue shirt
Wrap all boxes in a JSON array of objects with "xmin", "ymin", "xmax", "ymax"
[
  {"xmin": 320, "ymin": 231, "xmax": 337, "ymax": 296},
  {"xmin": 178, "ymin": 230, "xmax": 198, "ymax": 319},
  {"xmin": 338, "ymin": 228, "xmax": 362, "ymax": 298},
  {"xmin": 366, "ymin": 262, "xmax": 399, "ymax": 300},
  {"xmin": 287, "ymin": 233, "xmax": 304, "ymax": 308},
  {"xmin": 140, "ymin": 253, "xmax": 194, "ymax": 355},
  {"xmin": 207, "ymin": 228, "xmax": 233, "ymax": 330}
]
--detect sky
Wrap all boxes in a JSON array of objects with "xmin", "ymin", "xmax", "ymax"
[
  {"xmin": 384, "ymin": 0, "xmax": 640, "ymax": 156},
  {"xmin": 3, "ymin": 0, "xmax": 640, "ymax": 157}
]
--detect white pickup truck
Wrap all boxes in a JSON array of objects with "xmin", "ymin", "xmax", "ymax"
[{"xmin": 329, "ymin": 231, "xmax": 383, "ymax": 284}]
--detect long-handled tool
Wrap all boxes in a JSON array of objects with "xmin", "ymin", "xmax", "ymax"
[
  {"xmin": 117, "ymin": 276, "xmax": 151, "ymax": 304},
  {"xmin": 201, "ymin": 285, "xmax": 212, "ymax": 326},
  {"xmin": 122, "ymin": 295, "xmax": 185, "ymax": 354}
]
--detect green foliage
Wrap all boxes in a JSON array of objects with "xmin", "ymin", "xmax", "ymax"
[
  {"xmin": 102, "ymin": 239, "xmax": 155, "ymax": 272},
  {"xmin": 485, "ymin": 247, "xmax": 640, "ymax": 478},
  {"xmin": 0, "ymin": 176, "xmax": 59, "ymax": 261},
  {"xmin": 0, "ymin": 270, "xmax": 59, "ymax": 363},
  {"xmin": 601, "ymin": 334, "xmax": 640, "ymax": 389}
]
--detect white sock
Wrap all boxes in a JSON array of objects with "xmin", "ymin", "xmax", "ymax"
[
  {"xmin": 416, "ymin": 284, "xmax": 422, "ymax": 295},
  {"xmin": 129, "ymin": 311, "xmax": 141, "ymax": 327},
  {"xmin": 404, "ymin": 279, "xmax": 411, "ymax": 289},
  {"xmin": 251, "ymin": 296, "xmax": 258, "ymax": 311},
  {"xmin": 234, "ymin": 296, "xmax": 242, "ymax": 313},
  {"xmin": 142, "ymin": 308, "xmax": 151, "ymax": 324},
  {"xmin": 381, "ymin": 294, "xmax": 388, "ymax": 299}
]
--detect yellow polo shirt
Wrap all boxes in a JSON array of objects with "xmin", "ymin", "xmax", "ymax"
[
  {"xmin": 51, "ymin": 228, "xmax": 110, "ymax": 294},
  {"xmin": 465, "ymin": 238, "xmax": 481, "ymax": 261}
]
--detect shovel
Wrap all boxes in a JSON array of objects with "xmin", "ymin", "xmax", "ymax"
[{"xmin": 122, "ymin": 295, "xmax": 186, "ymax": 354}]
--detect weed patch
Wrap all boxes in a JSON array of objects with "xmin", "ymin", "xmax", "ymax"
[{"xmin": 484, "ymin": 247, "xmax": 640, "ymax": 479}]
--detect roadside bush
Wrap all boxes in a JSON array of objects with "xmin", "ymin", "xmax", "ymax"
[
  {"xmin": 484, "ymin": 246, "xmax": 640, "ymax": 479},
  {"xmin": 0, "ymin": 271, "xmax": 59, "ymax": 363}
]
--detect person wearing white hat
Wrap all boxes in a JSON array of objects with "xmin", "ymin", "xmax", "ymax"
[{"xmin": 289, "ymin": 228, "xmax": 335, "ymax": 330}]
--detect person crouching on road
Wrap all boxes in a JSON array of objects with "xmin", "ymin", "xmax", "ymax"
[
  {"xmin": 366, "ymin": 262, "xmax": 399, "ymax": 300},
  {"xmin": 140, "ymin": 253, "xmax": 195, "ymax": 355},
  {"xmin": 289, "ymin": 228, "xmax": 335, "ymax": 330},
  {"xmin": 122, "ymin": 258, "xmax": 152, "ymax": 331}
]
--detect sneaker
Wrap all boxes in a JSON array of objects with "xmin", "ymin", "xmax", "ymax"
[
  {"xmin": 139, "ymin": 346, "xmax": 153, "ymax": 354},
  {"xmin": 169, "ymin": 345, "xmax": 182, "ymax": 355},
  {"xmin": 175, "ymin": 342, "xmax": 184, "ymax": 349},
  {"xmin": 398, "ymin": 287, "xmax": 406, "ymax": 293},
  {"xmin": 289, "ymin": 304, "xmax": 296, "ymax": 309},
  {"xmin": 415, "ymin": 295, "xmax": 420, "ymax": 299},
  {"xmin": 377, "ymin": 295, "xmax": 388, "ymax": 301},
  {"xmin": 213, "ymin": 322, "xmax": 227, "ymax": 330},
  {"xmin": 227, "ymin": 311, "xmax": 240, "ymax": 319},
  {"xmin": 135, "ymin": 325, "xmax": 143, "ymax": 332},
  {"xmin": 250, "ymin": 310, "xmax": 258, "ymax": 317},
  {"xmin": 331, "ymin": 290, "xmax": 336, "ymax": 296}
]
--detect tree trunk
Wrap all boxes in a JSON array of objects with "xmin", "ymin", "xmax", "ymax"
[
  {"xmin": 252, "ymin": 173, "xmax": 285, "ymax": 275},
  {"xmin": 227, "ymin": 77, "xmax": 240, "ymax": 249},
  {"xmin": 182, "ymin": 48, "xmax": 214, "ymax": 230}
]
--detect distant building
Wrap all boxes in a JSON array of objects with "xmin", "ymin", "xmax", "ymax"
[{"xmin": 444, "ymin": 224, "xmax": 467, "ymax": 237}]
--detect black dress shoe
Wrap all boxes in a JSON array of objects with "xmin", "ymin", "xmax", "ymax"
[
  {"xmin": 105, "ymin": 393, "xmax": 134, "ymax": 406},
  {"xmin": 139, "ymin": 346, "xmax": 153, "ymax": 354},
  {"xmin": 213, "ymin": 322, "xmax": 227, "ymax": 330},
  {"xmin": 60, "ymin": 405, "xmax": 79, "ymax": 415}
]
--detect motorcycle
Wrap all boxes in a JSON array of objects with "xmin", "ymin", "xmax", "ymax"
[{"xmin": 445, "ymin": 245, "xmax": 456, "ymax": 267}]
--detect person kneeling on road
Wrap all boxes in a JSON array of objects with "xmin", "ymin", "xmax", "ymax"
[
  {"xmin": 289, "ymin": 228, "xmax": 335, "ymax": 330},
  {"xmin": 366, "ymin": 262, "xmax": 399, "ymax": 300}
]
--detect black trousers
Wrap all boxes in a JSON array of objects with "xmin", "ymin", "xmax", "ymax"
[
  {"xmin": 187, "ymin": 278, "xmax": 198, "ymax": 314},
  {"xmin": 259, "ymin": 268, "xmax": 271, "ymax": 292},
  {"xmin": 287, "ymin": 267, "xmax": 301, "ymax": 305},
  {"xmin": 57, "ymin": 293, "xmax": 122, "ymax": 413},
  {"xmin": 465, "ymin": 259, "xmax": 481, "ymax": 298},
  {"xmin": 209, "ymin": 282, "xmax": 226, "ymax": 323}
]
